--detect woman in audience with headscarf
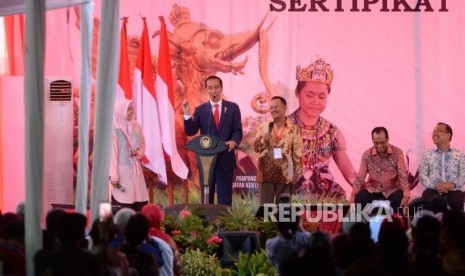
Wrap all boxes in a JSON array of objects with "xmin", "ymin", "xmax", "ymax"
[{"xmin": 142, "ymin": 204, "xmax": 183, "ymax": 276}]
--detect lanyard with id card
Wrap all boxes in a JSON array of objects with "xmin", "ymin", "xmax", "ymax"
[
  {"xmin": 273, "ymin": 147, "xmax": 282, "ymax": 159},
  {"xmin": 273, "ymin": 124, "xmax": 286, "ymax": 159}
]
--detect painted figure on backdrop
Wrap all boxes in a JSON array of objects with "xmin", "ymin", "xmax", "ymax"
[
  {"xmin": 289, "ymin": 58, "xmax": 357, "ymax": 199},
  {"xmin": 419, "ymin": 122, "xmax": 465, "ymax": 211},
  {"xmin": 109, "ymin": 99, "xmax": 149, "ymax": 212},
  {"xmin": 254, "ymin": 96, "xmax": 303, "ymax": 204},
  {"xmin": 182, "ymin": 76, "xmax": 243, "ymax": 205},
  {"xmin": 352, "ymin": 127, "xmax": 410, "ymax": 212},
  {"xmin": 157, "ymin": 4, "xmax": 275, "ymax": 109}
]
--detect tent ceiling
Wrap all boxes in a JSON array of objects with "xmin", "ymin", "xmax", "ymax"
[{"xmin": 0, "ymin": 0, "xmax": 91, "ymax": 16}]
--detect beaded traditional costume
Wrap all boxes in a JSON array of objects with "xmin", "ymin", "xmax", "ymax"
[
  {"xmin": 290, "ymin": 58, "xmax": 346, "ymax": 198},
  {"xmin": 289, "ymin": 112, "xmax": 346, "ymax": 198}
]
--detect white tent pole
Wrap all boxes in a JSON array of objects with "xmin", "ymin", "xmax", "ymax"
[
  {"xmin": 90, "ymin": 0, "xmax": 119, "ymax": 223},
  {"xmin": 24, "ymin": 0, "xmax": 45, "ymax": 275},
  {"xmin": 75, "ymin": 1, "xmax": 93, "ymax": 215}
]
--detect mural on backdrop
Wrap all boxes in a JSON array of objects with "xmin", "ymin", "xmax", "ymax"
[
  {"xmin": 72, "ymin": 4, "xmax": 278, "ymax": 199},
  {"xmin": 63, "ymin": 0, "xmax": 465, "ymax": 202}
]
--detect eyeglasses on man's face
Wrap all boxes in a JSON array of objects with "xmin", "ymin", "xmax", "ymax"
[{"xmin": 432, "ymin": 129, "xmax": 448, "ymax": 135}]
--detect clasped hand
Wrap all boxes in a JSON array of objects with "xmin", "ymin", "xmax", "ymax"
[
  {"xmin": 435, "ymin": 182, "xmax": 454, "ymax": 194},
  {"xmin": 262, "ymin": 133, "xmax": 272, "ymax": 144}
]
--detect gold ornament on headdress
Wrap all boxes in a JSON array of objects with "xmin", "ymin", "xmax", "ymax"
[
  {"xmin": 296, "ymin": 58, "xmax": 334, "ymax": 85},
  {"xmin": 169, "ymin": 4, "xmax": 191, "ymax": 27}
]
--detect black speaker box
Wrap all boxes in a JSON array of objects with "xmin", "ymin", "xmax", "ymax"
[
  {"xmin": 255, "ymin": 205, "xmax": 265, "ymax": 219},
  {"xmin": 217, "ymin": 231, "xmax": 261, "ymax": 268}
]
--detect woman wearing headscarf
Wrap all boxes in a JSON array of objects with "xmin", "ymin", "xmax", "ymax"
[
  {"xmin": 141, "ymin": 204, "xmax": 174, "ymax": 246},
  {"xmin": 109, "ymin": 99, "xmax": 148, "ymax": 211},
  {"xmin": 141, "ymin": 204, "xmax": 183, "ymax": 276}
]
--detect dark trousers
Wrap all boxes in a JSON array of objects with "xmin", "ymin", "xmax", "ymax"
[
  {"xmin": 421, "ymin": 188, "xmax": 464, "ymax": 212},
  {"xmin": 355, "ymin": 189, "xmax": 404, "ymax": 213},
  {"xmin": 206, "ymin": 165, "xmax": 233, "ymax": 205},
  {"xmin": 111, "ymin": 195, "xmax": 148, "ymax": 212},
  {"xmin": 260, "ymin": 182, "xmax": 292, "ymax": 204}
]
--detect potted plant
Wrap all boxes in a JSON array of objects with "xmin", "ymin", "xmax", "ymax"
[
  {"xmin": 163, "ymin": 209, "xmax": 222, "ymax": 255},
  {"xmin": 182, "ymin": 248, "xmax": 232, "ymax": 276},
  {"xmin": 234, "ymin": 249, "xmax": 277, "ymax": 276},
  {"xmin": 214, "ymin": 194, "xmax": 260, "ymax": 231}
]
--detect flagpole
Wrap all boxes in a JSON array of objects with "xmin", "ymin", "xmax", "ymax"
[
  {"xmin": 184, "ymin": 179, "xmax": 189, "ymax": 204},
  {"xmin": 168, "ymin": 178, "xmax": 174, "ymax": 205}
]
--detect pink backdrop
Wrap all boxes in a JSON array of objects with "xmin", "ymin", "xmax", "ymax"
[
  {"xmin": 3, "ymin": 0, "xmax": 465, "ymax": 210},
  {"xmin": 40, "ymin": 0, "xmax": 465, "ymax": 195}
]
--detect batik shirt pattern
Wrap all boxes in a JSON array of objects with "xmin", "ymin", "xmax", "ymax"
[
  {"xmin": 419, "ymin": 147, "xmax": 465, "ymax": 189},
  {"xmin": 353, "ymin": 145, "xmax": 410, "ymax": 198},
  {"xmin": 254, "ymin": 117, "xmax": 303, "ymax": 185}
]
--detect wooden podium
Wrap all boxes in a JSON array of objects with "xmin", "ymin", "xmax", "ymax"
[{"xmin": 186, "ymin": 135, "xmax": 227, "ymax": 204}]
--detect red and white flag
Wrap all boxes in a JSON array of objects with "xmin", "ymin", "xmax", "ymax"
[
  {"xmin": 155, "ymin": 16, "xmax": 188, "ymax": 180},
  {"xmin": 4, "ymin": 15, "xmax": 25, "ymax": 75},
  {"xmin": 117, "ymin": 17, "xmax": 132, "ymax": 100},
  {"xmin": 133, "ymin": 18, "xmax": 167, "ymax": 184}
]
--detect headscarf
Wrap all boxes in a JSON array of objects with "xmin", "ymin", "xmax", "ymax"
[
  {"xmin": 113, "ymin": 98, "xmax": 142, "ymax": 152},
  {"xmin": 141, "ymin": 204, "xmax": 173, "ymax": 246},
  {"xmin": 141, "ymin": 204, "xmax": 164, "ymax": 229},
  {"xmin": 114, "ymin": 98, "xmax": 132, "ymax": 135}
]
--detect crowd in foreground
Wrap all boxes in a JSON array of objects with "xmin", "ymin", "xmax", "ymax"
[
  {"xmin": 0, "ymin": 203, "xmax": 182, "ymax": 276},
  {"xmin": 267, "ymin": 195, "xmax": 465, "ymax": 276},
  {"xmin": 0, "ymin": 197, "xmax": 465, "ymax": 276}
]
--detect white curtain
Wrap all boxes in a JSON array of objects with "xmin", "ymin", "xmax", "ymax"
[
  {"xmin": 75, "ymin": 2, "xmax": 93, "ymax": 216},
  {"xmin": 89, "ymin": 0, "xmax": 119, "ymax": 223},
  {"xmin": 24, "ymin": 1, "xmax": 45, "ymax": 275},
  {"xmin": 11, "ymin": 0, "xmax": 94, "ymax": 274}
]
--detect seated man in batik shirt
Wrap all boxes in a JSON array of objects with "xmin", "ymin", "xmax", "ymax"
[{"xmin": 352, "ymin": 126, "xmax": 410, "ymax": 213}]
